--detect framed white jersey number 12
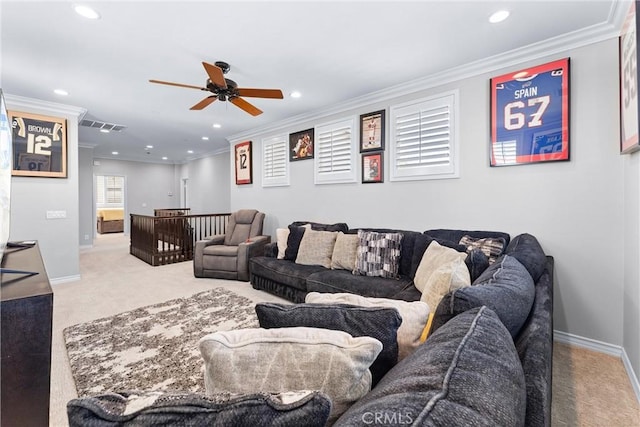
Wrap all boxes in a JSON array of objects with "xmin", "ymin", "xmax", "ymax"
[
  {"xmin": 234, "ymin": 140, "xmax": 253, "ymax": 185},
  {"xmin": 490, "ymin": 58, "xmax": 570, "ymax": 166},
  {"xmin": 9, "ymin": 110, "xmax": 67, "ymax": 177}
]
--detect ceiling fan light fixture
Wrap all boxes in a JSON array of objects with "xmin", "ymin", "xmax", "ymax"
[
  {"xmin": 74, "ymin": 4, "xmax": 101, "ymax": 20},
  {"xmin": 489, "ymin": 10, "xmax": 510, "ymax": 24}
]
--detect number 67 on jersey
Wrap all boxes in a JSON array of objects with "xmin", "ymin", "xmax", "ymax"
[{"xmin": 490, "ymin": 58, "xmax": 570, "ymax": 166}]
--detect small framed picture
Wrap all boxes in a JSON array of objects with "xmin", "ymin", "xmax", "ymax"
[
  {"xmin": 289, "ymin": 128, "xmax": 314, "ymax": 161},
  {"xmin": 234, "ymin": 140, "xmax": 252, "ymax": 185},
  {"xmin": 360, "ymin": 110, "xmax": 385, "ymax": 152},
  {"xmin": 9, "ymin": 110, "xmax": 67, "ymax": 178},
  {"xmin": 362, "ymin": 152, "xmax": 383, "ymax": 183}
]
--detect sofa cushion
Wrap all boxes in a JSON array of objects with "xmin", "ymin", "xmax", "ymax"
[
  {"xmin": 67, "ymin": 390, "xmax": 331, "ymax": 427},
  {"xmin": 504, "ymin": 233, "xmax": 547, "ymax": 282},
  {"xmin": 425, "ymin": 229, "xmax": 511, "ymax": 249},
  {"xmin": 432, "ymin": 255, "xmax": 535, "ymax": 338},
  {"xmin": 290, "ymin": 221, "xmax": 349, "ymax": 233},
  {"xmin": 416, "ymin": 243, "xmax": 471, "ymax": 313},
  {"xmin": 199, "ymin": 327, "xmax": 382, "ymax": 424},
  {"xmin": 353, "ymin": 230, "xmax": 403, "ymax": 278},
  {"xmin": 334, "ymin": 307, "xmax": 526, "ymax": 427},
  {"xmin": 283, "ymin": 225, "xmax": 309, "ymax": 261},
  {"xmin": 331, "ymin": 232, "xmax": 359, "ymax": 270},
  {"xmin": 275, "ymin": 228, "xmax": 289, "ymax": 259},
  {"xmin": 255, "ymin": 302, "xmax": 401, "ymax": 386},
  {"xmin": 295, "ymin": 230, "xmax": 338, "ymax": 268},
  {"xmin": 306, "ymin": 269, "xmax": 413, "ymax": 300},
  {"xmin": 250, "ymin": 257, "xmax": 326, "ymax": 292},
  {"xmin": 466, "ymin": 248, "xmax": 491, "ymax": 282},
  {"xmin": 305, "ymin": 292, "xmax": 430, "ymax": 361},
  {"xmin": 459, "ymin": 234, "xmax": 506, "ymax": 264}
]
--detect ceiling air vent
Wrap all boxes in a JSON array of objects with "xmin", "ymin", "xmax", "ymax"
[{"xmin": 80, "ymin": 119, "xmax": 126, "ymax": 132}]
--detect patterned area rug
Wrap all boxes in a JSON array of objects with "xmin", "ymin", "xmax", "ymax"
[{"xmin": 64, "ymin": 288, "xmax": 258, "ymax": 397}]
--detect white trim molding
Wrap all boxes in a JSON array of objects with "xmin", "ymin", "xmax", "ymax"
[
  {"xmin": 49, "ymin": 274, "xmax": 81, "ymax": 285},
  {"xmin": 554, "ymin": 330, "xmax": 640, "ymax": 403}
]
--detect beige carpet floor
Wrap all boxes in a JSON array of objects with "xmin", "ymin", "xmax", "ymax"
[{"xmin": 49, "ymin": 233, "xmax": 640, "ymax": 426}]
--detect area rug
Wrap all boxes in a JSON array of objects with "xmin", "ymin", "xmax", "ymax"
[{"xmin": 63, "ymin": 287, "xmax": 259, "ymax": 397}]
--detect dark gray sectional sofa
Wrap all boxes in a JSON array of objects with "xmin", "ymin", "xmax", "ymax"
[{"xmin": 250, "ymin": 223, "xmax": 553, "ymax": 426}]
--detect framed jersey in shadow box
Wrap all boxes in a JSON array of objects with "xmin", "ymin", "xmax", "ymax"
[
  {"xmin": 490, "ymin": 58, "xmax": 570, "ymax": 166},
  {"xmin": 9, "ymin": 110, "xmax": 67, "ymax": 178}
]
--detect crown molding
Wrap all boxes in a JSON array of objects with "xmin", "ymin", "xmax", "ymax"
[
  {"xmin": 228, "ymin": 14, "xmax": 623, "ymax": 145},
  {"xmin": 4, "ymin": 94, "xmax": 87, "ymax": 120}
]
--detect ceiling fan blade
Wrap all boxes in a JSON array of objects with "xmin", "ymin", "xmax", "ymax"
[
  {"xmin": 149, "ymin": 79, "xmax": 205, "ymax": 90},
  {"xmin": 236, "ymin": 88, "xmax": 284, "ymax": 99},
  {"xmin": 190, "ymin": 96, "xmax": 217, "ymax": 110},
  {"xmin": 229, "ymin": 97, "xmax": 263, "ymax": 116},
  {"xmin": 202, "ymin": 62, "xmax": 227, "ymax": 89}
]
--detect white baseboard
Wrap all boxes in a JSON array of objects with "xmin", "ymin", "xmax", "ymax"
[
  {"xmin": 50, "ymin": 274, "xmax": 81, "ymax": 285},
  {"xmin": 554, "ymin": 330, "xmax": 640, "ymax": 403}
]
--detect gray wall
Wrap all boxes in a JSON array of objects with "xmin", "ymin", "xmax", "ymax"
[
  {"xmin": 228, "ymin": 40, "xmax": 631, "ymax": 352},
  {"xmin": 78, "ymin": 146, "xmax": 94, "ymax": 246},
  {"xmin": 178, "ymin": 152, "xmax": 230, "ymax": 214},
  {"xmin": 91, "ymin": 158, "xmax": 180, "ymax": 234},
  {"xmin": 6, "ymin": 95, "xmax": 85, "ymax": 281}
]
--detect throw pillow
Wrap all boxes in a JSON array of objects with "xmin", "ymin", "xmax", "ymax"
[
  {"xmin": 199, "ymin": 327, "xmax": 382, "ymax": 424},
  {"xmin": 255, "ymin": 302, "xmax": 401, "ymax": 386},
  {"xmin": 67, "ymin": 390, "xmax": 331, "ymax": 427},
  {"xmin": 283, "ymin": 224, "xmax": 311, "ymax": 261},
  {"xmin": 331, "ymin": 232, "xmax": 359, "ymax": 270},
  {"xmin": 459, "ymin": 234, "xmax": 506, "ymax": 264},
  {"xmin": 504, "ymin": 233, "xmax": 547, "ymax": 283},
  {"xmin": 353, "ymin": 230, "xmax": 403, "ymax": 278},
  {"xmin": 413, "ymin": 240, "xmax": 468, "ymax": 293},
  {"xmin": 275, "ymin": 228, "xmax": 289, "ymax": 259},
  {"xmin": 305, "ymin": 292, "xmax": 429, "ymax": 361},
  {"xmin": 419, "ymin": 256, "xmax": 471, "ymax": 312},
  {"xmin": 431, "ymin": 255, "xmax": 535, "ymax": 338},
  {"xmin": 295, "ymin": 230, "xmax": 338, "ymax": 268},
  {"xmin": 334, "ymin": 307, "xmax": 526, "ymax": 427}
]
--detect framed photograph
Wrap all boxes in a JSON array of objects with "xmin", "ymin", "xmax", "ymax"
[
  {"xmin": 620, "ymin": 1, "xmax": 640, "ymax": 154},
  {"xmin": 234, "ymin": 140, "xmax": 252, "ymax": 185},
  {"xmin": 362, "ymin": 152, "xmax": 383, "ymax": 183},
  {"xmin": 289, "ymin": 128, "xmax": 314, "ymax": 161},
  {"xmin": 9, "ymin": 110, "xmax": 67, "ymax": 177},
  {"xmin": 490, "ymin": 58, "xmax": 570, "ymax": 166},
  {"xmin": 360, "ymin": 110, "xmax": 385, "ymax": 152}
]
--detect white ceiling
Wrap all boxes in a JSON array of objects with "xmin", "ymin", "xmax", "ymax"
[{"xmin": 0, "ymin": 0, "xmax": 623, "ymax": 163}]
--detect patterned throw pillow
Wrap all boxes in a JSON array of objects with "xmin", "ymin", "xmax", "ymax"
[
  {"xmin": 459, "ymin": 235, "xmax": 506, "ymax": 264},
  {"xmin": 353, "ymin": 231, "xmax": 403, "ymax": 279}
]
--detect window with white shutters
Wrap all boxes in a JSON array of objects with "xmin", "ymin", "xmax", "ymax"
[
  {"xmin": 390, "ymin": 91, "xmax": 459, "ymax": 181},
  {"xmin": 262, "ymin": 135, "xmax": 289, "ymax": 187},
  {"xmin": 314, "ymin": 118, "xmax": 357, "ymax": 184},
  {"xmin": 96, "ymin": 175, "xmax": 124, "ymax": 207}
]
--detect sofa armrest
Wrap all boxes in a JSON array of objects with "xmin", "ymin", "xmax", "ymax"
[
  {"xmin": 237, "ymin": 235, "xmax": 272, "ymax": 281},
  {"xmin": 263, "ymin": 242, "xmax": 278, "ymax": 258}
]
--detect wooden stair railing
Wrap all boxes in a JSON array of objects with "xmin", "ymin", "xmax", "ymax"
[{"xmin": 130, "ymin": 212, "xmax": 230, "ymax": 266}]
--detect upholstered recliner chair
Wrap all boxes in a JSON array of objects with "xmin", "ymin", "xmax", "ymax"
[{"xmin": 193, "ymin": 209, "xmax": 270, "ymax": 281}]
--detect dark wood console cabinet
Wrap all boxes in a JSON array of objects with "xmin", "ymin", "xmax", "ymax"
[{"xmin": 1, "ymin": 243, "xmax": 53, "ymax": 427}]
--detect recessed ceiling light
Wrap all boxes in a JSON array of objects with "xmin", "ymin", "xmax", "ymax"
[
  {"xmin": 212, "ymin": 123, "xmax": 221, "ymax": 129},
  {"xmin": 489, "ymin": 10, "xmax": 510, "ymax": 24},
  {"xmin": 146, "ymin": 145, "xmax": 153, "ymax": 149},
  {"xmin": 187, "ymin": 150, "xmax": 194, "ymax": 154},
  {"xmin": 111, "ymin": 151, "xmax": 118, "ymax": 155},
  {"xmin": 202, "ymin": 136, "xmax": 209, "ymax": 140},
  {"xmin": 290, "ymin": 91, "xmax": 302, "ymax": 98},
  {"xmin": 53, "ymin": 89, "xmax": 68, "ymax": 96},
  {"xmin": 74, "ymin": 4, "xmax": 101, "ymax": 19},
  {"xmin": 100, "ymin": 129, "xmax": 110, "ymax": 133},
  {"xmin": 162, "ymin": 156, "xmax": 168, "ymax": 160}
]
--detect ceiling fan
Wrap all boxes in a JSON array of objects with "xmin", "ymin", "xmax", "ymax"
[{"xmin": 149, "ymin": 61, "xmax": 283, "ymax": 116}]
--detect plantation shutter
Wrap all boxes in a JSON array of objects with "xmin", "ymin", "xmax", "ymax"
[
  {"xmin": 315, "ymin": 118, "xmax": 357, "ymax": 184},
  {"xmin": 390, "ymin": 92, "xmax": 459, "ymax": 181},
  {"xmin": 96, "ymin": 175, "xmax": 124, "ymax": 207},
  {"xmin": 262, "ymin": 135, "xmax": 289, "ymax": 187}
]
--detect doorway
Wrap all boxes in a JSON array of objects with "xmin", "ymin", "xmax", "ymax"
[{"xmin": 95, "ymin": 174, "xmax": 126, "ymax": 236}]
